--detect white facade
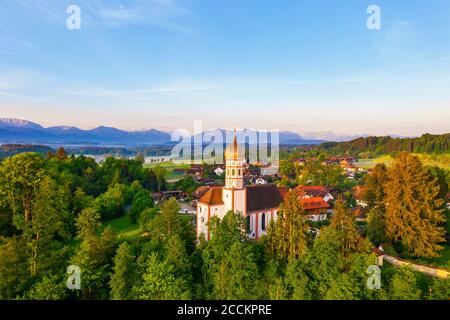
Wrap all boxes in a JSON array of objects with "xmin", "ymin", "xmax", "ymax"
[{"xmin": 196, "ymin": 131, "xmax": 282, "ymax": 241}]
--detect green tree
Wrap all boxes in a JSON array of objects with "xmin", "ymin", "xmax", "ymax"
[
  {"xmin": 94, "ymin": 183, "xmax": 127, "ymax": 219},
  {"xmin": 389, "ymin": 266, "xmax": 421, "ymax": 300},
  {"xmin": 28, "ymin": 177, "xmax": 69, "ymax": 277},
  {"xmin": 138, "ymin": 253, "xmax": 190, "ymax": 300},
  {"xmin": 211, "ymin": 241, "xmax": 259, "ymax": 300},
  {"xmin": 0, "ymin": 236, "xmax": 29, "ymax": 299},
  {"xmin": 129, "ymin": 190, "xmax": 154, "ymax": 223},
  {"xmin": 330, "ymin": 197, "xmax": 362, "ymax": 258},
  {"xmin": 110, "ymin": 242, "xmax": 137, "ymax": 300},
  {"xmin": 363, "ymin": 163, "xmax": 388, "ymax": 209},
  {"xmin": 71, "ymin": 208, "xmax": 116, "ymax": 299},
  {"xmin": 266, "ymin": 190, "xmax": 309, "ymax": 261},
  {"xmin": 0, "ymin": 153, "xmax": 46, "ymax": 225},
  {"xmin": 385, "ymin": 152, "xmax": 446, "ymax": 258},
  {"xmin": 28, "ymin": 275, "xmax": 67, "ymax": 300},
  {"xmin": 283, "ymin": 259, "xmax": 310, "ymax": 300}
]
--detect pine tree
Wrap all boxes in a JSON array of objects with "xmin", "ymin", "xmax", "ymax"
[
  {"xmin": 330, "ymin": 197, "xmax": 362, "ymax": 258},
  {"xmin": 138, "ymin": 253, "xmax": 190, "ymax": 300},
  {"xmin": 385, "ymin": 152, "xmax": 446, "ymax": 258},
  {"xmin": 110, "ymin": 243, "xmax": 137, "ymax": 300},
  {"xmin": 389, "ymin": 266, "xmax": 421, "ymax": 300},
  {"xmin": 283, "ymin": 258, "xmax": 310, "ymax": 300},
  {"xmin": 211, "ymin": 241, "xmax": 259, "ymax": 300},
  {"xmin": 364, "ymin": 164, "xmax": 388, "ymax": 244},
  {"xmin": 266, "ymin": 190, "xmax": 309, "ymax": 261},
  {"xmin": 363, "ymin": 163, "xmax": 388, "ymax": 209}
]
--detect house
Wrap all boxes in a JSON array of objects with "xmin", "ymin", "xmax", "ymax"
[
  {"xmin": 187, "ymin": 165, "xmax": 203, "ymax": 178},
  {"xmin": 161, "ymin": 190, "xmax": 187, "ymax": 200},
  {"xmin": 300, "ymin": 197, "xmax": 330, "ymax": 221},
  {"xmin": 353, "ymin": 185, "xmax": 368, "ymax": 207},
  {"xmin": 197, "ymin": 131, "xmax": 284, "ymax": 240},
  {"xmin": 352, "ymin": 206, "xmax": 368, "ymax": 222},
  {"xmin": 295, "ymin": 185, "xmax": 334, "ymax": 203}
]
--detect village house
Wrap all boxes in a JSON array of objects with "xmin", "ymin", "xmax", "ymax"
[
  {"xmin": 299, "ymin": 197, "xmax": 330, "ymax": 221},
  {"xmin": 353, "ymin": 185, "xmax": 368, "ymax": 207},
  {"xmin": 295, "ymin": 185, "xmax": 334, "ymax": 203}
]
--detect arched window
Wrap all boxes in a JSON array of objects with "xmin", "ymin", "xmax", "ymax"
[
  {"xmin": 232, "ymin": 169, "xmax": 236, "ymax": 176},
  {"xmin": 261, "ymin": 213, "xmax": 266, "ymax": 231},
  {"xmin": 238, "ymin": 168, "xmax": 242, "ymax": 176},
  {"xmin": 226, "ymin": 169, "xmax": 230, "ymax": 176}
]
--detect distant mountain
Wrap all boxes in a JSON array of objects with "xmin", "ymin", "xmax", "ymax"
[
  {"xmin": 0, "ymin": 118, "xmax": 44, "ymax": 131},
  {"xmin": 192, "ymin": 129, "xmax": 326, "ymax": 145},
  {"xmin": 0, "ymin": 118, "xmax": 361, "ymax": 146},
  {"xmin": 0, "ymin": 118, "xmax": 171, "ymax": 145}
]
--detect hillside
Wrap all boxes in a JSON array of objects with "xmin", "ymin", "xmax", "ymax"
[{"xmin": 317, "ymin": 133, "xmax": 450, "ymax": 157}]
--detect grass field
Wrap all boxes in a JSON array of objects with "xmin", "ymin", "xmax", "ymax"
[
  {"xmin": 356, "ymin": 154, "xmax": 450, "ymax": 170},
  {"xmin": 145, "ymin": 161, "xmax": 191, "ymax": 180},
  {"xmin": 104, "ymin": 214, "xmax": 141, "ymax": 241},
  {"xmin": 104, "ymin": 212, "xmax": 195, "ymax": 240}
]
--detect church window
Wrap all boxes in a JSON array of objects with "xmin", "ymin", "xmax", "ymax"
[{"xmin": 261, "ymin": 213, "xmax": 266, "ymax": 231}]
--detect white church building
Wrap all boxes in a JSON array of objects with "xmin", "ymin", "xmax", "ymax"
[{"xmin": 196, "ymin": 131, "xmax": 284, "ymax": 240}]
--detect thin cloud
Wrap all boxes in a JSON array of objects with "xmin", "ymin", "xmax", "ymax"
[
  {"xmin": 3, "ymin": 0, "xmax": 195, "ymax": 35},
  {"xmin": 375, "ymin": 21, "xmax": 417, "ymax": 57}
]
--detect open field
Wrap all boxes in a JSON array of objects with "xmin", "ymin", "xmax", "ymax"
[
  {"xmin": 356, "ymin": 154, "xmax": 450, "ymax": 170},
  {"xmin": 104, "ymin": 212, "xmax": 196, "ymax": 240},
  {"xmin": 104, "ymin": 214, "xmax": 141, "ymax": 241},
  {"xmin": 145, "ymin": 161, "xmax": 191, "ymax": 180}
]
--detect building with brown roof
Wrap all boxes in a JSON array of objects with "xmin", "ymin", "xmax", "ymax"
[
  {"xmin": 197, "ymin": 130, "xmax": 284, "ymax": 240},
  {"xmin": 300, "ymin": 197, "xmax": 330, "ymax": 221},
  {"xmin": 295, "ymin": 185, "xmax": 334, "ymax": 202}
]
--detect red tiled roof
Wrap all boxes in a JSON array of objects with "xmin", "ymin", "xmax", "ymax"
[
  {"xmin": 198, "ymin": 187, "xmax": 223, "ymax": 205},
  {"xmin": 295, "ymin": 185, "xmax": 329, "ymax": 198},
  {"xmin": 193, "ymin": 186, "xmax": 211, "ymax": 199},
  {"xmin": 300, "ymin": 197, "xmax": 330, "ymax": 211}
]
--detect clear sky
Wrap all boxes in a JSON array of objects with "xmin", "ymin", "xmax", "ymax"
[{"xmin": 1, "ymin": 0, "xmax": 449, "ymax": 136}]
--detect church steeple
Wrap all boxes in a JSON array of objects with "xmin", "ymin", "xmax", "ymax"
[{"xmin": 225, "ymin": 129, "xmax": 244, "ymax": 189}]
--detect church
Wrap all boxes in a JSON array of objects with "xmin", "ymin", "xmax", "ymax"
[{"xmin": 196, "ymin": 131, "xmax": 284, "ymax": 240}]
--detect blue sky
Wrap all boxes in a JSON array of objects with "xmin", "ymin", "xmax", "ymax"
[{"xmin": 0, "ymin": 0, "xmax": 449, "ymax": 136}]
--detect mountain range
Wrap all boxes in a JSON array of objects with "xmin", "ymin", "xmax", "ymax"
[{"xmin": 0, "ymin": 118, "xmax": 361, "ymax": 146}]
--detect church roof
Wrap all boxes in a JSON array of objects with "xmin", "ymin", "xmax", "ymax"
[
  {"xmin": 246, "ymin": 184, "xmax": 283, "ymax": 212},
  {"xmin": 198, "ymin": 187, "xmax": 223, "ymax": 205}
]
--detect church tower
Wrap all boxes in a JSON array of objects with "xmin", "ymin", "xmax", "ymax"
[
  {"xmin": 223, "ymin": 129, "xmax": 246, "ymax": 213},
  {"xmin": 225, "ymin": 129, "xmax": 244, "ymax": 189}
]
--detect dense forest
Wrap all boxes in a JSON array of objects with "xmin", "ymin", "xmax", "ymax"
[
  {"xmin": 0, "ymin": 149, "xmax": 449, "ymax": 300},
  {"xmin": 315, "ymin": 133, "xmax": 450, "ymax": 157}
]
